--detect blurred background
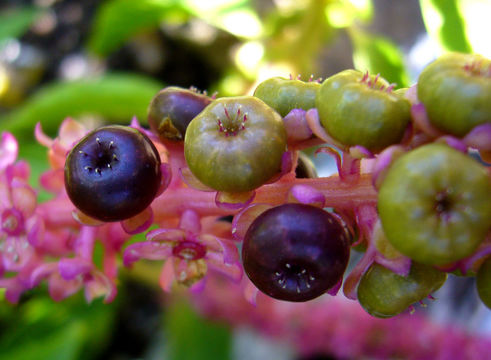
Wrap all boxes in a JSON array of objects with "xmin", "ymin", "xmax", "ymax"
[{"xmin": 0, "ymin": 0, "xmax": 490, "ymax": 359}]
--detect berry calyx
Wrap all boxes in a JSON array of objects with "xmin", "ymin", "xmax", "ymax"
[
  {"xmin": 242, "ymin": 204, "xmax": 350, "ymax": 302},
  {"xmin": 64, "ymin": 125, "xmax": 162, "ymax": 222}
]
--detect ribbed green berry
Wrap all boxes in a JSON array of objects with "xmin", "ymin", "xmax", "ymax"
[
  {"xmin": 358, "ymin": 262, "xmax": 447, "ymax": 318},
  {"xmin": 316, "ymin": 70, "xmax": 410, "ymax": 151},
  {"xmin": 418, "ymin": 53, "xmax": 491, "ymax": 137},
  {"xmin": 253, "ymin": 77, "xmax": 320, "ymax": 117},
  {"xmin": 184, "ymin": 96, "xmax": 287, "ymax": 192},
  {"xmin": 378, "ymin": 144, "xmax": 491, "ymax": 265}
]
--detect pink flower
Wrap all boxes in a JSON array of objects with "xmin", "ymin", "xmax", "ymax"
[
  {"xmin": 124, "ymin": 209, "xmax": 242, "ymax": 292},
  {"xmin": 0, "ymin": 133, "xmax": 42, "ymax": 272}
]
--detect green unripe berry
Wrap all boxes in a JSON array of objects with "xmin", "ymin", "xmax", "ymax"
[
  {"xmin": 253, "ymin": 77, "xmax": 320, "ymax": 117},
  {"xmin": 417, "ymin": 53, "xmax": 491, "ymax": 137},
  {"xmin": 184, "ymin": 96, "xmax": 287, "ymax": 192},
  {"xmin": 316, "ymin": 70, "xmax": 410, "ymax": 152},
  {"xmin": 357, "ymin": 262, "xmax": 447, "ymax": 318},
  {"xmin": 378, "ymin": 144, "xmax": 491, "ymax": 265}
]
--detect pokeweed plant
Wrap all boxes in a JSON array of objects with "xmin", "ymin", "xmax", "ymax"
[{"xmin": 0, "ymin": 52, "xmax": 489, "ymax": 323}]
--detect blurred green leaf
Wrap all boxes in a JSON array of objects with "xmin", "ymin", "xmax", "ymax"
[
  {"xmin": 419, "ymin": 0, "xmax": 472, "ymax": 53},
  {"xmin": 165, "ymin": 300, "xmax": 232, "ymax": 360},
  {"xmin": 0, "ymin": 294, "xmax": 116, "ymax": 360},
  {"xmin": 87, "ymin": 0, "xmax": 260, "ymax": 56},
  {"xmin": 87, "ymin": 0, "xmax": 187, "ymax": 56},
  {"xmin": 17, "ymin": 142, "xmax": 52, "ymax": 203},
  {"xmin": 0, "ymin": 7, "xmax": 40, "ymax": 42},
  {"xmin": 0, "ymin": 73, "xmax": 163, "ymax": 141},
  {"xmin": 349, "ymin": 28, "xmax": 410, "ymax": 88}
]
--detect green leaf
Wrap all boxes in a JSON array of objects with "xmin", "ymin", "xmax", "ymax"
[
  {"xmin": 0, "ymin": 7, "xmax": 41, "ymax": 41},
  {"xmin": 87, "ymin": 0, "xmax": 187, "ymax": 56},
  {"xmin": 0, "ymin": 294, "xmax": 116, "ymax": 360},
  {"xmin": 0, "ymin": 73, "xmax": 163, "ymax": 141},
  {"xmin": 165, "ymin": 300, "xmax": 232, "ymax": 360},
  {"xmin": 419, "ymin": 0, "xmax": 472, "ymax": 53},
  {"xmin": 349, "ymin": 28, "xmax": 410, "ymax": 88}
]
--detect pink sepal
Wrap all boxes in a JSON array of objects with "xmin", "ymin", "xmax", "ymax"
[
  {"xmin": 130, "ymin": 116, "xmax": 159, "ymax": 142},
  {"xmin": 305, "ymin": 109, "xmax": 344, "ymax": 148},
  {"xmin": 463, "ymin": 123, "xmax": 491, "ymax": 151},
  {"xmin": 371, "ymin": 145, "xmax": 405, "ymax": 190},
  {"xmin": 288, "ymin": 184, "xmax": 325, "ymax": 208},
  {"xmin": 59, "ymin": 257, "xmax": 93, "ymax": 280},
  {"xmin": 72, "ymin": 210, "xmax": 105, "ymax": 227},
  {"xmin": 189, "ymin": 278, "xmax": 207, "ymax": 294},
  {"xmin": 325, "ymin": 278, "xmax": 342, "ymax": 296},
  {"xmin": 156, "ymin": 163, "xmax": 172, "ymax": 196},
  {"xmin": 121, "ymin": 206, "xmax": 154, "ymax": 234},
  {"xmin": 49, "ymin": 273, "xmax": 82, "ymax": 302},
  {"xmin": 29, "ymin": 262, "xmax": 58, "ymax": 287},
  {"xmin": 243, "ymin": 278, "xmax": 259, "ymax": 306},
  {"xmin": 316, "ymin": 146, "xmax": 360, "ymax": 182},
  {"xmin": 411, "ymin": 103, "xmax": 443, "ymax": 138},
  {"xmin": 215, "ymin": 190, "xmax": 255, "ymax": 210},
  {"xmin": 343, "ymin": 247, "xmax": 375, "ymax": 300},
  {"xmin": 199, "ymin": 234, "xmax": 239, "ymax": 264},
  {"xmin": 283, "ymin": 109, "xmax": 312, "ymax": 142},
  {"xmin": 436, "ymin": 136, "xmax": 467, "ymax": 153},
  {"xmin": 231, "ymin": 203, "xmax": 273, "ymax": 241}
]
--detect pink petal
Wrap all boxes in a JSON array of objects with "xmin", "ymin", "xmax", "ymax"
[
  {"xmin": 159, "ymin": 259, "xmax": 176, "ymax": 292},
  {"xmin": 59, "ymin": 257, "xmax": 93, "ymax": 280},
  {"xmin": 179, "ymin": 167, "xmax": 215, "ymax": 191},
  {"xmin": 34, "ymin": 123, "xmax": 53, "ymax": 148},
  {"xmin": 27, "ymin": 215, "xmax": 45, "ymax": 247},
  {"xmin": 146, "ymin": 228, "xmax": 186, "ymax": 242},
  {"xmin": 0, "ymin": 132, "xmax": 18, "ymax": 170},
  {"xmin": 231, "ymin": 203, "xmax": 273, "ymax": 241},
  {"xmin": 374, "ymin": 255, "xmax": 412, "ymax": 277},
  {"xmin": 215, "ymin": 190, "xmax": 255, "ymax": 210},
  {"xmin": 121, "ymin": 206, "xmax": 154, "ymax": 234},
  {"xmin": 343, "ymin": 246, "xmax": 376, "ymax": 300},
  {"xmin": 288, "ymin": 184, "xmax": 325, "ymax": 207},
  {"xmin": 123, "ymin": 241, "xmax": 173, "ymax": 266},
  {"xmin": 29, "ymin": 262, "xmax": 58, "ymax": 287},
  {"xmin": 39, "ymin": 169, "xmax": 65, "ymax": 193},
  {"xmin": 201, "ymin": 234, "xmax": 239, "ymax": 264},
  {"xmin": 6, "ymin": 161, "xmax": 30, "ymax": 183},
  {"xmin": 283, "ymin": 109, "xmax": 312, "ymax": 142},
  {"xmin": 403, "ymin": 84, "xmax": 419, "ymax": 104},
  {"xmin": 58, "ymin": 117, "xmax": 87, "ymax": 148},
  {"xmin": 463, "ymin": 123, "xmax": 491, "ymax": 151},
  {"xmin": 11, "ymin": 182, "xmax": 37, "ymax": 217},
  {"xmin": 206, "ymin": 252, "xmax": 242, "ymax": 282},
  {"xmin": 84, "ymin": 271, "xmax": 117, "ymax": 303},
  {"xmin": 0, "ymin": 277, "xmax": 26, "ymax": 303},
  {"xmin": 130, "ymin": 116, "xmax": 159, "ymax": 141},
  {"xmin": 49, "ymin": 273, "xmax": 82, "ymax": 301},
  {"xmin": 179, "ymin": 209, "xmax": 201, "ymax": 233}
]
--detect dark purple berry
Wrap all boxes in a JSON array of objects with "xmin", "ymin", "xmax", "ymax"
[
  {"xmin": 148, "ymin": 86, "xmax": 212, "ymax": 141},
  {"xmin": 242, "ymin": 204, "xmax": 350, "ymax": 302},
  {"xmin": 64, "ymin": 125, "xmax": 161, "ymax": 222}
]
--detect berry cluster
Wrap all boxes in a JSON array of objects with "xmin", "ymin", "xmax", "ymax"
[{"xmin": 1, "ymin": 53, "xmax": 490, "ymax": 321}]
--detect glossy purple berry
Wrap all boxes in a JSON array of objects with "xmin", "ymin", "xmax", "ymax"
[
  {"xmin": 242, "ymin": 204, "xmax": 350, "ymax": 302},
  {"xmin": 64, "ymin": 125, "xmax": 161, "ymax": 222}
]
